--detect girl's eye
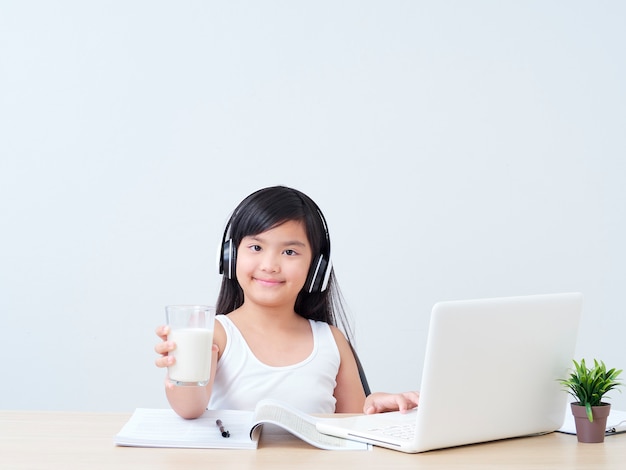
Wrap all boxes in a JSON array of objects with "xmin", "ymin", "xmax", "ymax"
[
  {"xmin": 284, "ymin": 249, "xmax": 297, "ymax": 256},
  {"xmin": 250, "ymin": 245, "xmax": 262, "ymax": 252}
]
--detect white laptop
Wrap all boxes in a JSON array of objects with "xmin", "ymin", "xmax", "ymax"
[{"xmin": 316, "ymin": 292, "xmax": 583, "ymax": 453}]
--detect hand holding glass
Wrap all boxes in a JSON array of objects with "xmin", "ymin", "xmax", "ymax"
[{"xmin": 165, "ymin": 305, "xmax": 216, "ymax": 386}]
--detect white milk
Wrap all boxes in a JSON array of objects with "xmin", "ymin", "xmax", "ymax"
[{"xmin": 167, "ymin": 328, "xmax": 214, "ymax": 384}]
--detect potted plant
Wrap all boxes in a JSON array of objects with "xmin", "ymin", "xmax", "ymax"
[{"xmin": 558, "ymin": 358, "xmax": 623, "ymax": 443}]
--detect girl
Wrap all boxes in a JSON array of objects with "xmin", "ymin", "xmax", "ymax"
[{"xmin": 155, "ymin": 186, "xmax": 419, "ymax": 418}]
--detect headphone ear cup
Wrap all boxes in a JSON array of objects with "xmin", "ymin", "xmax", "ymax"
[
  {"xmin": 319, "ymin": 258, "xmax": 332, "ymax": 292},
  {"xmin": 221, "ymin": 239, "xmax": 236, "ymax": 279},
  {"xmin": 307, "ymin": 255, "xmax": 330, "ymax": 293}
]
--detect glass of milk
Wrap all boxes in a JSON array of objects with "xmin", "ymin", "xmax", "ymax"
[{"xmin": 165, "ymin": 305, "xmax": 216, "ymax": 386}]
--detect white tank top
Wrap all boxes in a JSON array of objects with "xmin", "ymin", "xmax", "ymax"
[{"xmin": 208, "ymin": 315, "xmax": 340, "ymax": 413}]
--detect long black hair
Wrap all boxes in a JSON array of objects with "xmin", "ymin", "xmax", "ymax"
[{"xmin": 215, "ymin": 186, "xmax": 354, "ymax": 342}]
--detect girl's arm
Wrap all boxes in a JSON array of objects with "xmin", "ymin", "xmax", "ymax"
[
  {"xmin": 154, "ymin": 321, "xmax": 226, "ymax": 419},
  {"xmin": 330, "ymin": 326, "xmax": 368, "ymax": 413},
  {"xmin": 329, "ymin": 326, "xmax": 420, "ymax": 415}
]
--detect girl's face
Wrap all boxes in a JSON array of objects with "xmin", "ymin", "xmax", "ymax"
[{"xmin": 236, "ymin": 219, "xmax": 313, "ymax": 310}]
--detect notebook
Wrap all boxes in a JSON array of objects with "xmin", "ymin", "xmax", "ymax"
[{"xmin": 316, "ymin": 292, "xmax": 583, "ymax": 453}]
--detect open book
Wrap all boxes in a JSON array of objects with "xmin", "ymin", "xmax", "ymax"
[{"xmin": 114, "ymin": 399, "xmax": 369, "ymax": 450}]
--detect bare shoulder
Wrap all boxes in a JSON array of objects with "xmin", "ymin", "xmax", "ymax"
[{"xmin": 328, "ymin": 324, "xmax": 350, "ymax": 351}]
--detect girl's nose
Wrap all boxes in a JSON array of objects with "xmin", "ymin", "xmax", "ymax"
[{"xmin": 259, "ymin": 252, "xmax": 280, "ymax": 272}]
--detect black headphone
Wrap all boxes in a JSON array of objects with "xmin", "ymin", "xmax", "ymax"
[{"xmin": 217, "ymin": 208, "xmax": 332, "ymax": 294}]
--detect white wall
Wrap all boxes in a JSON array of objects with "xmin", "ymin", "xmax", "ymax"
[{"xmin": 2, "ymin": 1, "xmax": 625, "ymax": 411}]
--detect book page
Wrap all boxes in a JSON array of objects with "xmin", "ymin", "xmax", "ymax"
[
  {"xmin": 252, "ymin": 400, "xmax": 369, "ymax": 450},
  {"xmin": 115, "ymin": 408, "xmax": 259, "ymax": 449}
]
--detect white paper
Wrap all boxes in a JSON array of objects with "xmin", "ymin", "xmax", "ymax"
[{"xmin": 114, "ymin": 408, "xmax": 259, "ymax": 449}]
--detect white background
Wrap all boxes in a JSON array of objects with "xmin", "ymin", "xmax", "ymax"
[{"xmin": 1, "ymin": 1, "xmax": 625, "ymax": 412}]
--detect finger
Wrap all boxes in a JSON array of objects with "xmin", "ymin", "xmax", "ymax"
[
  {"xmin": 403, "ymin": 393, "xmax": 419, "ymax": 411},
  {"xmin": 403, "ymin": 391, "xmax": 420, "ymax": 407},
  {"xmin": 154, "ymin": 340, "xmax": 175, "ymax": 355},
  {"xmin": 395, "ymin": 393, "xmax": 418, "ymax": 412},
  {"xmin": 363, "ymin": 393, "xmax": 391, "ymax": 414},
  {"xmin": 362, "ymin": 393, "xmax": 379, "ymax": 414},
  {"xmin": 398, "ymin": 397, "xmax": 411, "ymax": 413},
  {"xmin": 155, "ymin": 354, "xmax": 175, "ymax": 369},
  {"xmin": 155, "ymin": 325, "xmax": 170, "ymax": 340}
]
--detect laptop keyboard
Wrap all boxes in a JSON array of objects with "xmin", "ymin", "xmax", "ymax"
[{"xmin": 369, "ymin": 423, "xmax": 416, "ymax": 441}]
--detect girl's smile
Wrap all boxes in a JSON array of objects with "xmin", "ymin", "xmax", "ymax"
[{"xmin": 253, "ymin": 277, "xmax": 284, "ymax": 287}]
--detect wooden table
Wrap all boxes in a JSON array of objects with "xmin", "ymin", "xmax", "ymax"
[{"xmin": 1, "ymin": 410, "xmax": 625, "ymax": 469}]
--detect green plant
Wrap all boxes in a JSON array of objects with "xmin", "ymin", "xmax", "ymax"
[{"xmin": 559, "ymin": 359, "xmax": 623, "ymax": 422}]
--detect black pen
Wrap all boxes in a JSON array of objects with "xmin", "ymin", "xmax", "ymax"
[{"xmin": 216, "ymin": 419, "xmax": 230, "ymax": 438}]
